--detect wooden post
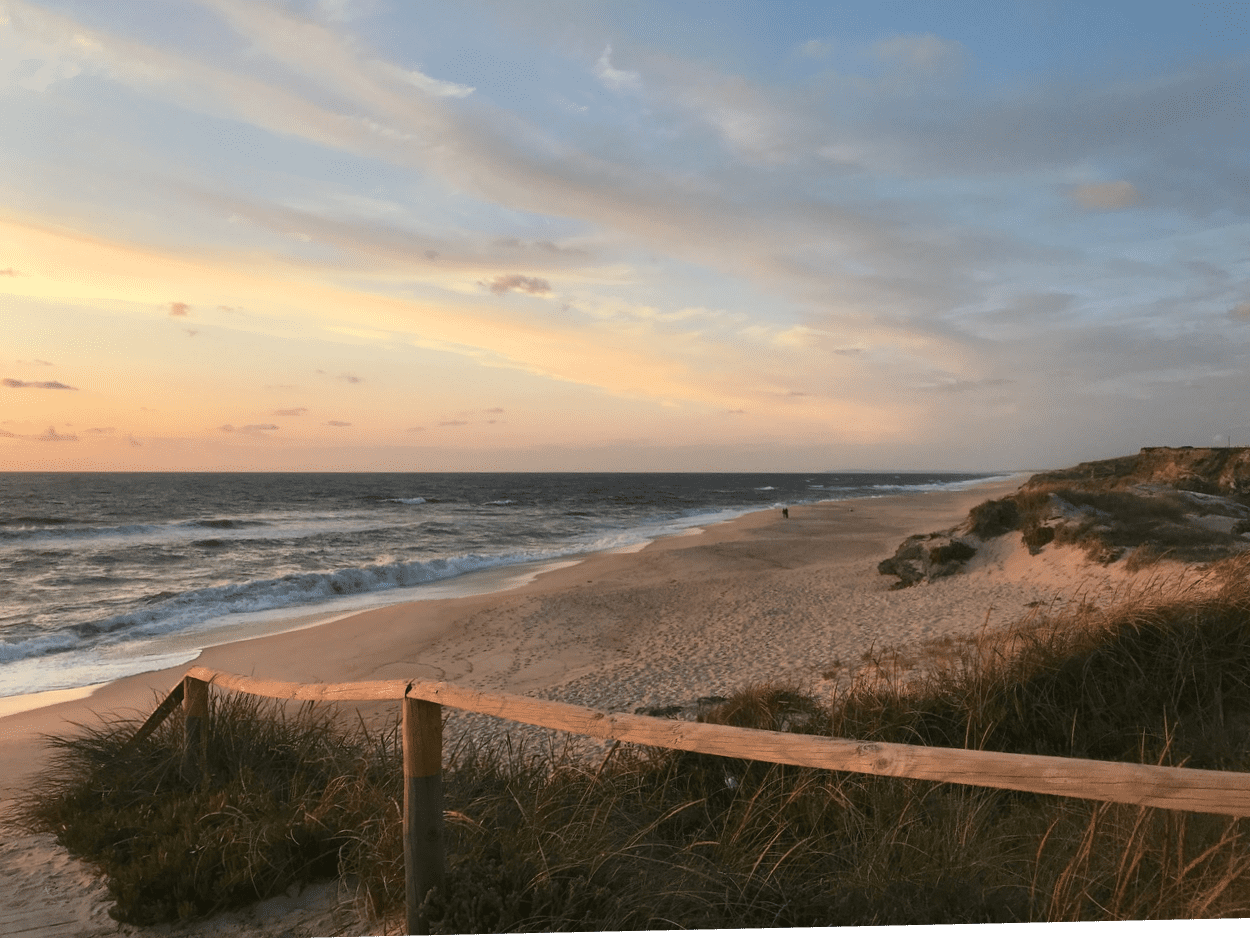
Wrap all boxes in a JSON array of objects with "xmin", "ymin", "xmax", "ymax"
[
  {"xmin": 403, "ymin": 694, "xmax": 445, "ymax": 935},
  {"xmin": 182, "ymin": 675, "xmax": 209, "ymax": 784}
]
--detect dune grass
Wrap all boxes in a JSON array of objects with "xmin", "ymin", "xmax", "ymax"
[{"xmin": 12, "ymin": 557, "xmax": 1250, "ymax": 930}]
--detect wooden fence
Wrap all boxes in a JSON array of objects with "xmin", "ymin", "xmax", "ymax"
[{"xmin": 131, "ymin": 665, "xmax": 1250, "ymax": 934}]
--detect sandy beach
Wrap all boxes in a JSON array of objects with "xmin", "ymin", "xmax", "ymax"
[{"xmin": 1, "ymin": 476, "xmax": 1185, "ymax": 936}]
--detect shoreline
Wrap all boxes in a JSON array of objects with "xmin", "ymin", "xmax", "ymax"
[
  {"xmin": 0, "ymin": 477, "xmax": 1011, "ymax": 708},
  {"xmin": 0, "ymin": 475, "xmax": 1031, "ymax": 797}
]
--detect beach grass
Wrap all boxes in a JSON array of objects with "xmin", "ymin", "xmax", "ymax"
[{"xmin": 12, "ymin": 556, "xmax": 1250, "ymax": 930}]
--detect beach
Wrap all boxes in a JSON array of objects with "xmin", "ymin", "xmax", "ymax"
[{"xmin": 1, "ymin": 475, "xmax": 1179, "ymax": 936}]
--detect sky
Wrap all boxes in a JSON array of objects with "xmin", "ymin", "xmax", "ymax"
[{"xmin": 2, "ymin": 0, "xmax": 1249, "ymax": 472}]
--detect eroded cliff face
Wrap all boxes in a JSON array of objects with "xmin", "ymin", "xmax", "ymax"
[
  {"xmin": 1024, "ymin": 447, "xmax": 1250, "ymax": 496},
  {"xmin": 878, "ymin": 448, "xmax": 1250, "ymax": 589}
]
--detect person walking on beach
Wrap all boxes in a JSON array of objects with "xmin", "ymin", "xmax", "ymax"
[{"xmin": 782, "ymin": 507, "xmax": 789, "ymax": 519}]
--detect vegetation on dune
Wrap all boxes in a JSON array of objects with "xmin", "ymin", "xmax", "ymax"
[
  {"xmin": 12, "ymin": 558, "xmax": 1250, "ymax": 930},
  {"xmin": 999, "ymin": 448, "xmax": 1250, "ymax": 565}
]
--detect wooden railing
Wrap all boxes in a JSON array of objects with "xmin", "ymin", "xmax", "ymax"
[{"xmin": 132, "ymin": 666, "xmax": 1250, "ymax": 934}]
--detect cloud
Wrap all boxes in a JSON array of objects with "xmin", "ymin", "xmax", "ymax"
[
  {"xmin": 485, "ymin": 407, "xmax": 504, "ymax": 413},
  {"xmin": 318, "ymin": 369, "xmax": 364, "ymax": 383},
  {"xmin": 1231, "ymin": 301, "xmax": 1250, "ymax": 321},
  {"xmin": 797, "ymin": 39, "xmax": 831, "ymax": 59},
  {"xmin": 376, "ymin": 61, "xmax": 474, "ymax": 99},
  {"xmin": 593, "ymin": 44, "xmax": 640, "ymax": 91},
  {"xmin": 871, "ymin": 34, "xmax": 964, "ymax": 75},
  {"xmin": 438, "ymin": 419, "xmax": 468, "ymax": 427},
  {"xmin": 326, "ymin": 419, "xmax": 352, "ymax": 426},
  {"xmin": 85, "ymin": 427, "xmax": 116, "ymax": 434},
  {"xmin": 482, "ymin": 274, "xmax": 552, "ymax": 295},
  {"xmin": 0, "ymin": 268, "xmax": 19, "ymax": 276},
  {"xmin": 274, "ymin": 407, "xmax": 308, "ymax": 416},
  {"xmin": 315, "ymin": 0, "xmax": 377, "ymax": 23},
  {"xmin": 1071, "ymin": 180, "xmax": 1141, "ymax": 211},
  {"xmin": 219, "ymin": 423, "xmax": 279, "ymax": 434},
  {"xmin": 168, "ymin": 301, "xmax": 191, "ymax": 316},
  {"xmin": 3, "ymin": 377, "xmax": 77, "ymax": 390},
  {"xmin": 928, "ymin": 377, "xmax": 1014, "ymax": 394},
  {"xmin": 37, "ymin": 426, "xmax": 78, "ymax": 442}
]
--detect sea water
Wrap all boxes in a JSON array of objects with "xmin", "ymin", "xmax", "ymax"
[{"xmin": 0, "ymin": 471, "xmax": 1003, "ymax": 698}]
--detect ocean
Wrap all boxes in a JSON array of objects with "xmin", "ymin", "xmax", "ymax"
[{"xmin": 0, "ymin": 471, "xmax": 1003, "ymax": 699}]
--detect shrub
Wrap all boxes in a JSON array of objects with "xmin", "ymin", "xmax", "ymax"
[{"xmin": 968, "ymin": 498, "xmax": 1022, "ymax": 539}]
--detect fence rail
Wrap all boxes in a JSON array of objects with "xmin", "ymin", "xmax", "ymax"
[{"xmin": 133, "ymin": 666, "xmax": 1250, "ymax": 934}]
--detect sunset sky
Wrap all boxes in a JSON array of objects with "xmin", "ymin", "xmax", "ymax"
[{"xmin": 2, "ymin": 0, "xmax": 1249, "ymax": 472}]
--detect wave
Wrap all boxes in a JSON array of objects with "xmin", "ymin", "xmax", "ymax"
[
  {"xmin": 0, "ymin": 521, "xmax": 160, "ymax": 544},
  {"xmin": 384, "ymin": 497, "xmax": 427, "ymax": 505},
  {"xmin": 0, "ymin": 631, "xmax": 82, "ymax": 666},
  {"xmin": 485, "ymin": 499, "xmax": 516, "ymax": 506},
  {"xmin": 0, "ymin": 514, "xmax": 386, "ymax": 549},
  {"xmin": 185, "ymin": 518, "xmax": 270, "ymax": 530},
  {"xmin": 860, "ymin": 474, "xmax": 1013, "ymax": 495},
  {"xmin": 57, "ymin": 549, "xmax": 564, "ymax": 650},
  {"xmin": 0, "ymin": 516, "xmax": 78, "ymax": 527}
]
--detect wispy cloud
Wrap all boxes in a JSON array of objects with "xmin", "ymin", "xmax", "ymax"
[
  {"xmin": 0, "ymin": 426, "xmax": 78, "ymax": 441},
  {"xmin": 482, "ymin": 274, "xmax": 552, "ymax": 296},
  {"xmin": 593, "ymin": 44, "xmax": 641, "ymax": 92},
  {"xmin": 219, "ymin": 423, "xmax": 279, "ymax": 434},
  {"xmin": 168, "ymin": 301, "xmax": 191, "ymax": 317},
  {"xmin": 316, "ymin": 370, "xmax": 364, "ymax": 384},
  {"xmin": 1071, "ymin": 181, "xmax": 1141, "ymax": 211},
  {"xmin": 3, "ymin": 378, "xmax": 77, "ymax": 390},
  {"xmin": 274, "ymin": 407, "xmax": 308, "ymax": 416},
  {"xmin": 0, "ymin": 268, "xmax": 19, "ymax": 276},
  {"xmin": 326, "ymin": 419, "xmax": 351, "ymax": 426},
  {"xmin": 37, "ymin": 427, "xmax": 78, "ymax": 442}
]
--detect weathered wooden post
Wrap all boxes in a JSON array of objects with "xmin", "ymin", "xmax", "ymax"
[
  {"xmin": 403, "ymin": 692, "xmax": 445, "ymax": 935},
  {"xmin": 182, "ymin": 675, "xmax": 209, "ymax": 783}
]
